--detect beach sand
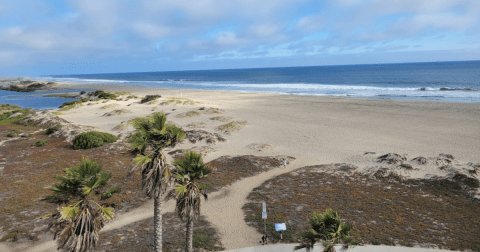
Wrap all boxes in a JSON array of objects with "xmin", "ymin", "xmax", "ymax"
[{"xmin": 2, "ymin": 82, "xmax": 479, "ymax": 251}]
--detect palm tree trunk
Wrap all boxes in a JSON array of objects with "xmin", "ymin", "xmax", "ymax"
[
  {"xmin": 154, "ymin": 191, "xmax": 162, "ymax": 252},
  {"xmin": 185, "ymin": 215, "xmax": 194, "ymax": 252}
]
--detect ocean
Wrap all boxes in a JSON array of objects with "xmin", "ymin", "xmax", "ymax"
[{"xmin": 2, "ymin": 61, "xmax": 480, "ymax": 109}]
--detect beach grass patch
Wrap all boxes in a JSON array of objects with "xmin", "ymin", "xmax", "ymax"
[
  {"xmin": 35, "ymin": 140, "xmax": 48, "ymax": 147},
  {"xmin": 216, "ymin": 121, "xmax": 246, "ymax": 132},
  {"xmin": 72, "ymin": 131, "xmax": 118, "ymax": 150},
  {"xmin": 100, "ymin": 103, "xmax": 120, "ymax": 109},
  {"xmin": 58, "ymin": 100, "xmax": 83, "ymax": 111},
  {"xmin": 177, "ymin": 111, "xmax": 201, "ymax": 118},
  {"xmin": 103, "ymin": 109, "xmax": 131, "ymax": 117},
  {"xmin": 140, "ymin": 94, "xmax": 161, "ymax": 104},
  {"xmin": 209, "ymin": 116, "xmax": 232, "ymax": 122},
  {"xmin": 204, "ymin": 107, "xmax": 223, "ymax": 114},
  {"xmin": 186, "ymin": 122, "xmax": 206, "ymax": 128},
  {"xmin": 112, "ymin": 123, "xmax": 129, "ymax": 131},
  {"xmin": 160, "ymin": 97, "xmax": 202, "ymax": 106},
  {"xmin": 51, "ymin": 111, "xmax": 64, "ymax": 115},
  {"xmin": 114, "ymin": 91, "xmax": 131, "ymax": 96}
]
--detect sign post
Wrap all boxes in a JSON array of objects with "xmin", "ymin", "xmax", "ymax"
[
  {"xmin": 275, "ymin": 223, "xmax": 287, "ymax": 239},
  {"xmin": 262, "ymin": 202, "xmax": 267, "ymax": 235}
]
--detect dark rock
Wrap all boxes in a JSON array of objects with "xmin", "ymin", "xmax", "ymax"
[
  {"xmin": 185, "ymin": 130, "xmax": 226, "ymax": 145},
  {"xmin": 439, "ymin": 153, "xmax": 454, "ymax": 160},
  {"xmin": 377, "ymin": 153, "xmax": 406, "ymax": 164},
  {"xmin": 412, "ymin": 156, "xmax": 427, "ymax": 165},
  {"xmin": 364, "ymin": 152, "xmax": 376, "ymax": 155},
  {"xmin": 399, "ymin": 164, "xmax": 414, "ymax": 170},
  {"xmin": 452, "ymin": 173, "xmax": 479, "ymax": 188}
]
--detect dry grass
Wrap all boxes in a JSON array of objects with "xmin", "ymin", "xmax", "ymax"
[
  {"xmin": 160, "ymin": 97, "xmax": 202, "ymax": 106},
  {"xmin": 101, "ymin": 103, "xmax": 120, "ymax": 109},
  {"xmin": 204, "ymin": 107, "xmax": 223, "ymax": 114},
  {"xmin": 0, "ymin": 122, "xmax": 144, "ymax": 242},
  {"xmin": 186, "ymin": 122, "xmax": 206, "ymax": 128},
  {"xmin": 216, "ymin": 121, "xmax": 246, "ymax": 133},
  {"xmin": 209, "ymin": 116, "xmax": 232, "ymax": 122},
  {"xmin": 97, "ymin": 213, "xmax": 223, "ymax": 252},
  {"xmin": 176, "ymin": 111, "xmax": 201, "ymax": 118},
  {"xmin": 242, "ymin": 164, "xmax": 480, "ymax": 251},
  {"xmin": 103, "ymin": 109, "xmax": 131, "ymax": 117}
]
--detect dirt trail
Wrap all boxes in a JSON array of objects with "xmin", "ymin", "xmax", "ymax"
[
  {"xmin": 0, "ymin": 157, "xmax": 314, "ymax": 252},
  {"xmin": 202, "ymin": 156, "xmax": 315, "ymax": 249}
]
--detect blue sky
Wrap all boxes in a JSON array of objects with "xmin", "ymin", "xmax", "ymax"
[{"xmin": 0, "ymin": 0, "xmax": 479, "ymax": 76}]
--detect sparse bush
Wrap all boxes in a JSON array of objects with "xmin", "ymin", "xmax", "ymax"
[
  {"xmin": 6, "ymin": 129, "xmax": 20, "ymax": 137},
  {"xmin": 35, "ymin": 140, "xmax": 48, "ymax": 146},
  {"xmin": 177, "ymin": 111, "xmax": 201, "ymax": 118},
  {"xmin": 72, "ymin": 131, "xmax": 118, "ymax": 150},
  {"xmin": 46, "ymin": 125, "xmax": 61, "ymax": 135},
  {"xmin": 0, "ymin": 104, "xmax": 34, "ymax": 124},
  {"xmin": 140, "ymin": 94, "xmax": 161, "ymax": 104},
  {"xmin": 216, "ymin": 121, "xmax": 246, "ymax": 132},
  {"xmin": 102, "ymin": 186, "xmax": 121, "ymax": 199},
  {"xmin": 58, "ymin": 100, "xmax": 83, "ymax": 111}
]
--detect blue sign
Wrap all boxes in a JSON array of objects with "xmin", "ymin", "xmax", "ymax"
[
  {"xmin": 262, "ymin": 212, "xmax": 267, "ymax": 219},
  {"xmin": 275, "ymin": 223, "xmax": 286, "ymax": 231}
]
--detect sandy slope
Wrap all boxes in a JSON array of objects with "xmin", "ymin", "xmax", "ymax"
[{"xmin": 2, "ymin": 83, "xmax": 479, "ymax": 251}]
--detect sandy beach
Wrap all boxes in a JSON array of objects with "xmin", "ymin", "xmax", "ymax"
[{"xmin": 1, "ymin": 81, "xmax": 479, "ymax": 251}]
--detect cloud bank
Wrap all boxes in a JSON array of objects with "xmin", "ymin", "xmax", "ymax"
[{"xmin": 0, "ymin": 0, "xmax": 479, "ymax": 75}]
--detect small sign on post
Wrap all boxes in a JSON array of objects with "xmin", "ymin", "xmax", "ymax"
[
  {"xmin": 262, "ymin": 211, "xmax": 267, "ymax": 219},
  {"xmin": 275, "ymin": 223, "xmax": 287, "ymax": 239},
  {"xmin": 262, "ymin": 202, "xmax": 266, "ymax": 212},
  {"xmin": 262, "ymin": 202, "xmax": 267, "ymax": 235}
]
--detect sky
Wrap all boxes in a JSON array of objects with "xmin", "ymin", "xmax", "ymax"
[{"xmin": 0, "ymin": 0, "xmax": 479, "ymax": 76}]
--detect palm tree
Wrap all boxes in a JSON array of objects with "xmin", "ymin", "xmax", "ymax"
[
  {"xmin": 46, "ymin": 158, "xmax": 116, "ymax": 252},
  {"xmin": 168, "ymin": 151, "xmax": 211, "ymax": 252},
  {"xmin": 128, "ymin": 112, "xmax": 186, "ymax": 252},
  {"xmin": 294, "ymin": 209, "xmax": 356, "ymax": 252}
]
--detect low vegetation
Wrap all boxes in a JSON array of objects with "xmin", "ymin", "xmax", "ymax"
[
  {"xmin": 0, "ymin": 104, "xmax": 34, "ymax": 124},
  {"xmin": 209, "ymin": 116, "xmax": 232, "ymax": 122},
  {"xmin": 216, "ymin": 121, "xmax": 247, "ymax": 133},
  {"xmin": 243, "ymin": 164, "xmax": 480, "ymax": 250},
  {"xmin": 34, "ymin": 140, "xmax": 48, "ymax": 147},
  {"xmin": 46, "ymin": 125, "xmax": 61, "ymax": 135},
  {"xmin": 58, "ymin": 100, "xmax": 83, "ymax": 111},
  {"xmin": 103, "ymin": 109, "xmax": 130, "ymax": 117},
  {"xmin": 177, "ymin": 111, "xmax": 201, "ymax": 118},
  {"xmin": 101, "ymin": 103, "xmax": 120, "ymax": 109},
  {"xmin": 72, "ymin": 131, "xmax": 118, "ymax": 150},
  {"xmin": 44, "ymin": 93, "xmax": 78, "ymax": 98},
  {"xmin": 204, "ymin": 107, "xmax": 223, "ymax": 114},
  {"xmin": 160, "ymin": 97, "xmax": 202, "ymax": 106},
  {"xmin": 140, "ymin": 94, "xmax": 161, "ymax": 104}
]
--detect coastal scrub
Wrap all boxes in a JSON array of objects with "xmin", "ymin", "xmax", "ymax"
[
  {"xmin": 216, "ymin": 121, "xmax": 246, "ymax": 133},
  {"xmin": 72, "ymin": 131, "xmax": 118, "ymax": 149}
]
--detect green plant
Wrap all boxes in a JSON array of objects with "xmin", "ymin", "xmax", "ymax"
[
  {"xmin": 0, "ymin": 104, "xmax": 34, "ymax": 124},
  {"xmin": 177, "ymin": 111, "xmax": 201, "ymax": 118},
  {"xmin": 58, "ymin": 100, "xmax": 83, "ymax": 111},
  {"xmin": 141, "ymin": 95, "xmax": 162, "ymax": 104},
  {"xmin": 6, "ymin": 129, "xmax": 20, "ymax": 137},
  {"xmin": 128, "ymin": 113, "xmax": 186, "ymax": 157},
  {"xmin": 46, "ymin": 125, "xmax": 62, "ymax": 135},
  {"xmin": 295, "ymin": 209, "xmax": 355, "ymax": 252},
  {"xmin": 103, "ymin": 186, "xmax": 121, "ymax": 199},
  {"xmin": 72, "ymin": 131, "xmax": 118, "ymax": 150},
  {"xmin": 35, "ymin": 140, "xmax": 48, "ymax": 147},
  {"xmin": 168, "ymin": 151, "xmax": 212, "ymax": 252},
  {"xmin": 216, "ymin": 121, "xmax": 246, "ymax": 132},
  {"xmin": 46, "ymin": 158, "xmax": 117, "ymax": 252},
  {"xmin": 101, "ymin": 103, "xmax": 120, "ymax": 109}
]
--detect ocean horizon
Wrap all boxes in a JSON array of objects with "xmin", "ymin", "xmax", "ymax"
[{"xmin": 2, "ymin": 61, "xmax": 480, "ymax": 109}]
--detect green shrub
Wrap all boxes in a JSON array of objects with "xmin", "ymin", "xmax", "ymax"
[
  {"xmin": 102, "ymin": 186, "xmax": 121, "ymax": 199},
  {"xmin": 6, "ymin": 129, "xmax": 20, "ymax": 137},
  {"xmin": 140, "ymin": 95, "xmax": 161, "ymax": 104},
  {"xmin": 72, "ymin": 131, "xmax": 118, "ymax": 150},
  {"xmin": 91, "ymin": 90, "xmax": 118, "ymax": 100},
  {"xmin": 0, "ymin": 104, "xmax": 34, "ymax": 124},
  {"xmin": 46, "ymin": 125, "xmax": 62, "ymax": 135},
  {"xmin": 35, "ymin": 140, "xmax": 48, "ymax": 147},
  {"xmin": 58, "ymin": 100, "xmax": 83, "ymax": 111}
]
